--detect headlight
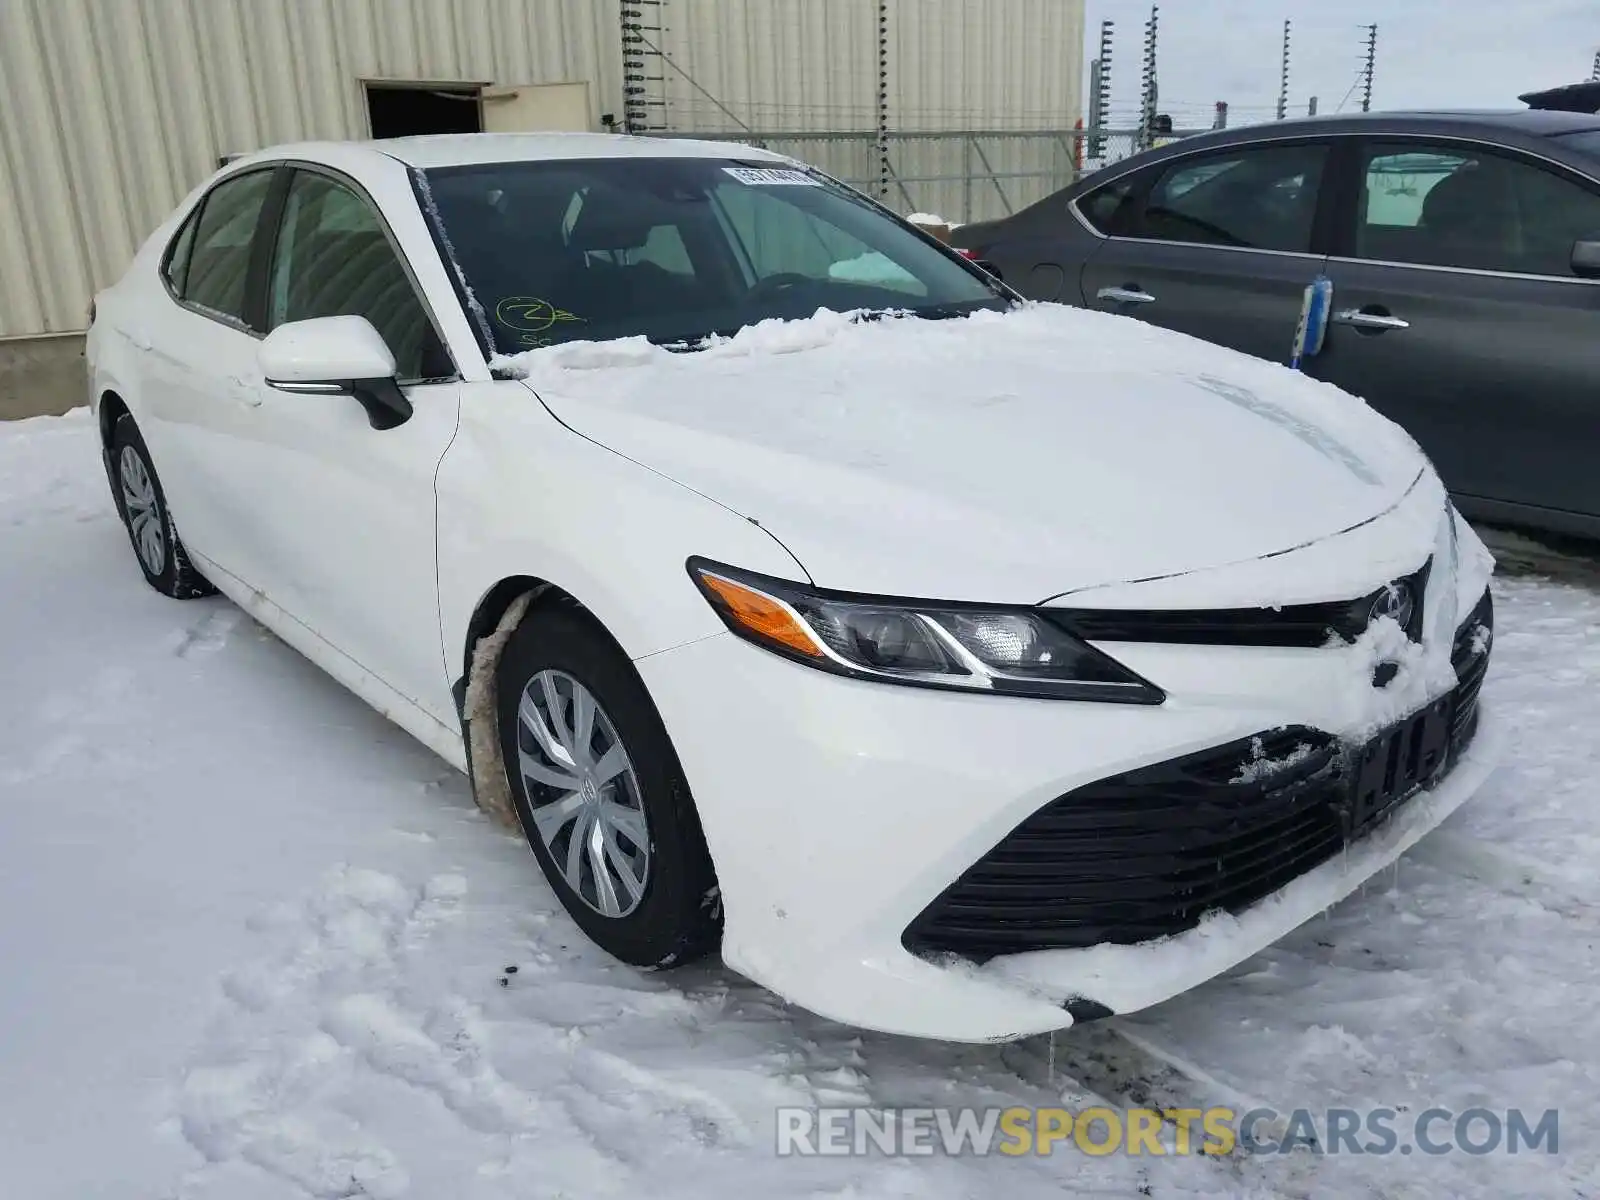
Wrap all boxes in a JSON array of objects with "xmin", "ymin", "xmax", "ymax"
[{"xmin": 687, "ymin": 558, "xmax": 1164, "ymax": 704}]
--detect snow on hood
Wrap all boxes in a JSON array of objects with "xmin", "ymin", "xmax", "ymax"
[{"xmin": 497, "ymin": 305, "xmax": 1431, "ymax": 603}]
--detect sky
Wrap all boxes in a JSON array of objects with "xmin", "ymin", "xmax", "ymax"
[{"xmin": 1084, "ymin": 0, "xmax": 1600, "ymax": 129}]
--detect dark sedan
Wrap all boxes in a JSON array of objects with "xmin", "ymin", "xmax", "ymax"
[{"xmin": 955, "ymin": 108, "xmax": 1600, "ymax": 540}]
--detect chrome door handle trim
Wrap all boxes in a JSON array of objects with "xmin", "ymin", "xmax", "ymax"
[
  {"xmin": 1332, "ymin": 308, "xmax": 1409, "ymax": 330},
  {"xmin": 1096, "ymin": 286, "xmax": 1157, "ymax": 304}
]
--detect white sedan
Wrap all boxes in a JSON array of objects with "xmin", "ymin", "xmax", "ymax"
[{"xmin": 87, "ymin": 134, "xmax": 1497, "ymax": 1042}]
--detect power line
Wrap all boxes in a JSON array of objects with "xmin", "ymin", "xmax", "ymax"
[{"xmin": 1334, "ymin": 68, "xmax": 1364, "ymax": 113}]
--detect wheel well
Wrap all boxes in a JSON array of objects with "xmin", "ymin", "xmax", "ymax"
[
  {"xmin": 460, "ymin": 576, "xmax": 631, "ymax": 697},
  {"xmin": 455, "ymin": 576, "xmax": 636, "ymax": 829},
  {"xmin": 463, "ymin": 577, "xmax": 556, "ymax": 687},
  {"xmin": 98, "ymin": 391, "xmax": 129, "ymax": 448}
]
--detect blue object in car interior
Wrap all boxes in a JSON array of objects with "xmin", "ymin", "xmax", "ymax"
[{"xmin": 1290, "ymin": 274, "xmax": 1333, "ymax": 370}]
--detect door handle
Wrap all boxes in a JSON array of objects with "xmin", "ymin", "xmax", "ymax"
[
  {"xmin": 1332, "ymin": 308, "xmax": 1409, "ymax": 332},
  {"xmin": 1096, "ymin": 285, "xmax": 1157, "ymax": 305}
]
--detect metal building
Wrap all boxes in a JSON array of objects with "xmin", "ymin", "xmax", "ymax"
[{"xmin": 0, "ymin": 0, "xmax": 1084, "ymax": 415}]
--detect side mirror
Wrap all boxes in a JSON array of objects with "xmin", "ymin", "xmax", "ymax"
[
  {"xmin": 1571, "ymin": 239, "xmax": 1600, "ymax": 279},
  {"xmin": 956, "ymin": 249, "xmax": 1004, "ymax": 281},
  {"xmin": 259, "ymin": 315, "xmax": 413, "ymax": 430}
]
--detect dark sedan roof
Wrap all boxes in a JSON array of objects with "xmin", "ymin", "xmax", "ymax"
[{"xmin": 1167, "ymin": 108, "xmax": 1600, "ymax": 150}]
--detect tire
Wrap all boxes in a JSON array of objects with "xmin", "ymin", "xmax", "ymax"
[
  {"xmin": 495, "ymin": 602, "xmax": 720, "ymax": 967},
  {"xmin": 109, "ymin": 413, "xmax": 216, "ymax": 599}
]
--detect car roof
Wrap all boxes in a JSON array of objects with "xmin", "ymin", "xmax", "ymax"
[
  {"xmin": 1292, "ymin": 108, "xmax": 1600, "ymax": 135},
  {"xmin": 1158, "ymin": 108, "xmax": 1600, "ymax": 151},
  {"xmin": 371, "ymin": 132, "xmax": 789, "ymax": 169},
  {"xmin": 225, "ymin": 132, "xmax": 791, "ymax": 178}
]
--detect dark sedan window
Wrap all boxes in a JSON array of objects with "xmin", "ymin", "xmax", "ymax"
[
  {"xmin": 1135, "ymin": 144, "xmax": 1328, "ymax": 253},
  {"xmin": 1077, "ymin": 175, "xmax": 1141, "ymax": 235},
  {"xmin": 1356, "ymin": 144, "xmax": 1600, "ymax": 277}
]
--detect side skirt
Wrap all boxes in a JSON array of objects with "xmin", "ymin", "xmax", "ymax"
[{"xmin": 186, "ymin": 549, "xmax": 469, "ymax": 775}]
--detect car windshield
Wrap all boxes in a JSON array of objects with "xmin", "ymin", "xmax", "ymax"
[{"xmin": 419, "ymin": 157, "xmax": 1007, "ymax": 355}]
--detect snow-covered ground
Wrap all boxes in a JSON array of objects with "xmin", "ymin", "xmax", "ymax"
[{"xmin": 3, "ymin": 409, "xmax": 1598, "ymax": 1199}]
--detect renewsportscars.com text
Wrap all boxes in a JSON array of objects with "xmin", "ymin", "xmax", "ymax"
[{"xmin": 776, "ymin": 1106, "xmax": 1559, "ymax": 1158}]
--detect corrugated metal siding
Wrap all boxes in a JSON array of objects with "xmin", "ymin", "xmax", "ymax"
[
  {"xmin": 890, "ymin": 0, "xmax": 1083, "ymax": 132},
  {"xmin": 0, "ymin": 0, "xmax": 621, "ymax": 338},
  {"xmin": 657, "ymin": 0, "xmax": 1084, "ymax": 134},
  {"xmin": 657, "ymin": 0, "xmax": 880, "ymax": 133}
]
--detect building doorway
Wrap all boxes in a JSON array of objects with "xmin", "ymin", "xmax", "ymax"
[{"xmin": 365, "ymin": 83, "xmax": 482, "ymax": 138}]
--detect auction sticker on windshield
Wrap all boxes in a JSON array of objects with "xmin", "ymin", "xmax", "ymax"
[{"xmin": 723, "ymin": 167, "xmax": 821, "ymax": 186}]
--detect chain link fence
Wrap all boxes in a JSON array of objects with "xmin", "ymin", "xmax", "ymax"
[{"xmin": 660, "ymin": 127, "xmax": 1207, "ymax": 223}]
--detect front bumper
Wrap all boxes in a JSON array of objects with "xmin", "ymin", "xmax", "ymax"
[
  {"xmin": 904, "ymin": 590, "xmax": 1489, "ymax": 964},
  {"xmin": 638, "ymin": 536, "xmax": 1497, "ymax": 1043}
]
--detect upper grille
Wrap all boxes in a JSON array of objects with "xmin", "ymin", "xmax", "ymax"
[
  {"xmin": 903, "ymin": 586, "xmax": 1493, "ymax": 963},
  {"xmin": 1048, "ymin": 560, "xmax": 1430, "ymax": 648}
]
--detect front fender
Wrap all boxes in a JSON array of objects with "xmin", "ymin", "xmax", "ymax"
[{"xmin": 437, "ymin": 382, "xmax": 807, "ymax": 681}]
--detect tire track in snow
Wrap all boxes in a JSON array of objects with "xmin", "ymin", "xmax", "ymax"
[
  {"xmin": 175, "ymin": 868, "xmax": 474, "ymax": 1199},
  {"xmin": 320, "ymin": 992, "xmax": 547, "ymax": 1136},
  {"xmin": 178, "ymin": 863, "xmax": 1274, "ymax": 1198},
  {"xmin": 174, "ymin": 866, "xmax": 713, "ymax": 1199},
  {"xmin": 168, "ymin": 605, "xmax": 246, "ymax": 659}
]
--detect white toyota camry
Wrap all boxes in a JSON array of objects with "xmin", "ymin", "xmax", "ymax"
[{"xmin": 87, "ymin": 134, "xmax": 1497, "ymax": 1042}]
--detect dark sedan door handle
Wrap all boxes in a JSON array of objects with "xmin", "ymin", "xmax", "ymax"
[
  {"xmin": 1096, "ymin": 285, "xmax": 1157, "ymax": 305},
  {"xmin": 1333, "ymin": 306, "xmax": 1409, "ymax": 332}
]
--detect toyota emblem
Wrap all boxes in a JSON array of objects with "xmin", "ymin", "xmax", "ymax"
[{"xmin": 1369, "ymin": 582, "xmax": 1416, "ymax": 631}]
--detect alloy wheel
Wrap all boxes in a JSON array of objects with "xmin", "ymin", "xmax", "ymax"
[
  {"xmin": 119, "ymin": 444, "xmax": 166, "ymax": 577},
  {"xmin": 515, "ymin": 669, "xmax": 651, "ymax": 917}
]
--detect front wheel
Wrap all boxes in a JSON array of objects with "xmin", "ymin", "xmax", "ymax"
[
  {"xmin": 495, "ymin": 603, "xmax": 720, "ymax": 967},
  {"xmin": 109, "ymin": 413, "xmax": 215, "ymax": 599}
]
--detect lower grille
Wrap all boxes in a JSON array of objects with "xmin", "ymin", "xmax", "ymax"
[
  {"xmin": 1450, "ymin": 588, "xmax": 1493, "ymax": 753},
  {"xmin": 903, "ymin": 588, "xmax": 1495, "ymax": 962}
]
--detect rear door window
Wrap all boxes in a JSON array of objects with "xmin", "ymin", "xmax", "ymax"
[
  {"xmin": 181, "ymin": 170, "xmax": 275, "ymax": 326},
  {"xmin": 163, "ymin": 209, "xmax": 200, "ymax": 295},
  {"xmin": 1356, "ymin": 143, "xmax": 1600, "ymax": 276},
  {"xmin": 1075, "ymin": 174, "xmax": 1143, "ymax": 236},
  {"xmin": 1136, "ymin": 143, "xmax": 1329, "ymax": 252}
]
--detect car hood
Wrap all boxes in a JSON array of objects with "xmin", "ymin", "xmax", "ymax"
[{"xmin": 505, "ymin": 305, "xmax": 1430, "ymax": 603}]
